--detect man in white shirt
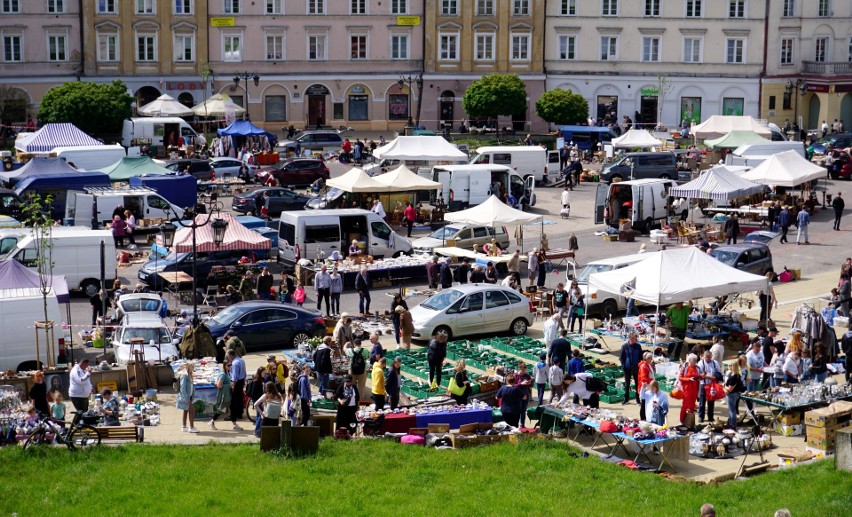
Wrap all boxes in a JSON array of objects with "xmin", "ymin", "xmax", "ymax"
[
  {"xmin": 372, "ymin": 199, "xmax": 386, "ymax": 219},
  {"xmin": 710, "ymin": 338, "xmax": 725, "ymax": 365},
  {"xmin": 542, "ymin": 313, "xmax": 559, "ymax": 347},
  {"xmin": 68, "ymin": 359, "xmax": 93, "ymax": 411},
  {"xmin": 561, "ymin": 187, "xmax": 571, "ymax": 208},
  {"xmin": 745, "ymin": 341, "xmax": 766, "ymax": 391}
]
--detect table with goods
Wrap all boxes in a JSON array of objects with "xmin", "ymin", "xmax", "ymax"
[
  {"xmin": 740, "ymin": 381, "xmax": 852, "ymax": 437},
  {"xmin": 170, "ymin": 360, "xmax": 222, "ymax": 420},
  {"xmin": 312, "ymin": 255, "xmax": 432, "ymax": 289}
]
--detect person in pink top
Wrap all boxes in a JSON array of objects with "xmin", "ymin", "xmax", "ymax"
[{"xmin": 404, "ymin": 201, "xmax": 416, "ymax": 237}]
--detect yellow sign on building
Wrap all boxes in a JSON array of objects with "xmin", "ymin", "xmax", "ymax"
[
  {"xmin": 397, "ymin": 16, "xmax": 421, "ymax": 26},
  {"xmin": 211, "ymin": 17, "xmax": 236, "ymax": 27}
]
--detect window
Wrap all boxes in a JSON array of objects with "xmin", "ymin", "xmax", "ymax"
[
  {"xmin": 485, "ymin": 290, "xmax": 510, "ymax": 309},
  {"xmin": 136, "ymin": 34, "xmax": 156, "ymax": 62},
  {"xmin": 683, "ymin": 37, "xmax": 702, "ymax": 63},
  {"xmin": 685, "ymin": 0, "xmax": 702, "ymax": 17},
  {"xmin": 782, "ymin": 91, "xmax": 791, "ymax": 109},
  {"xmin": 308, "ymin": 35, "xmax": 326, "ymax": 60},
  {"xmin": 782, "ymin": 0, "xmax": 794, "ymax": 17},
  {"xmin": 136, "ymin": 0, "xmax": 155, "ymax": 14},
  {"xmin": 308, "ymin": 0, "xmax": 325, "ymax": 14},
  {"xmin": 350, "ymin": 0, "xmax": 365, "ymax": 15},
  {"xmin": 848, "ymin": 37, "xmax": 852, "ymax": 62},
  {"xmin": 642, "ymin": 37, "xmax": 660, "ymax": 62},
  {"xmin": 2, "ymin": 34, "xmax": 21, "ymax": 62},
  {"xmin": 728, "ymin": 0, "xmax": 745, "ymax": 18},
  {"xmin": 97, "ymin": 32, "xmax": 117, "ymax": 61},
  {"xmin": 768, "ymin": 96, "xmax": 776, "ymax": 110},
  {"xmin": 600, "ymin": 36, "xmax": 618, "ymax": 60},
  {"xmin": 558, "ymin": 35, "xmax": 576, "ymax": 60},
  {"xmin": 513, "ymin": 0, "xmax": 529, "ymax": 15},
  {"xmin": 460, "ymin": 292, "xmax": 483, "ymax": 312},
  {"xmin": 818, "ymin": 0, "xmax": 830, "ymax": 17},
  {"xmin": 722, "ymin": 97, "xmax": 744, "ymax": 116},
  {"xmin": 493, "ymin": 153, "xmax": 512, "ymax": 165},
  {"xmin": 645, "ymin": 0, "xmax": 660, "ymax": 16},
  {"xmin": 97, "ymin": 0, "xmax": 116, "ymax": 14},
  {"xmin": 174, "ymin": 34, "xmax": 194, "ymax": 62},
  {"xmin": 601, "ymin": 0, "xmax": 618, "ymax": 16},
  {"xmin": 441, "ymin": 0, "xmax": 457, "ymax": 15},
  {"xmin": 48, "ymin": 0, "xmax": 65, "ymax": 13},
  {"xmin": 1, "ymin": 0, "xmax": 19, "ymax": 13},
  {"xmin": 265, "ymin": 95, "xmax": 286, "ymax": 121},
  {"xmin": 476, "ymin": 0, "xmax": 493, "ymax": 15},
  {"xmin": 780, "ymin": 37, "xmax": 794, "ymax": 65},
  {"xmin": 391, "ymin": 0, "xmax": 407, "ymax": 14},
  {"xmin": 475, "ymin": 32, "xmax": 494, "ymax": 61},
  {"xmin": 561, "ymin": 0, "xmax": 576, "ymax": 15},
  {"xmin": 224, "ymin": 0, "xmax": 240, "ymax": 14},
  {"xmin": 371, "ymin": 221, "xmax": 391, "ymax": 240},
  {"xmin": 814, "ymin": 37, "xmax": 827, "ymax": 63},
  {"xmin": 511, "ymin": 33, "xmax": 530, "ymax": 61},
  {"xmin": 439, "ymin": 33, "xmax": 458, "ymax": 61},
  {"xmin": 350, "ymin": 34, "xmax": 367, "ymax": 60},
  {"xmin": 47, "ymin": 34, "xmax": 67, "ymax": 61},
  {"xmin": 223, "ymin": 34, "xmax": 241, "ymax": 62},
  {"xmin": 348, "ymin": 95, "xmax": 368, "ymax": 121},
  {"xmin": 266, "ymin": 0, "xmax": 283, "ymax": 14},
  {"xmin": 680, "ymin": 97, "xmax": 701, "ymax": 125},
  {"xmin": 388, "ymin": 93, "xmax": 408, "ymax": 120},
  {"xmin": 174, "ymin": 0, "xmax": 192, "ymax": 14},
  {"xmin": 391, "ymin": 34, "xmax": 408, "ymax": 60},
  {"xmin": 265, "ymin": 34, "xmax": 284, "ymax": 61},
  {"xmin": 726, "ymin": 38, "xmax": 744, "ymax": 63}
]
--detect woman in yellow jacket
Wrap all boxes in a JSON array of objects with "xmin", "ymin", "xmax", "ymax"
[{"xmin": 371, "ymin": 357, "xmax": 387, "ymax": 410}]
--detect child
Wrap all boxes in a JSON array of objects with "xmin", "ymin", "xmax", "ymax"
[
  {"xmin": 567, "ymin": 349, "xmax": 585, "ymax": 376},
  {"xmin": 50, "ymin": 392, "xmax": 67, "ymax": 422},
  {"xmin": 293, "ymin": 283, "xmax": 306, "ymax": 307},
  {"xmin": 769, "ymin": 343, "xmax": 786, "ymax": 388},
  {"xmin": 533, "ymin": 353, "xmax": 549, "ymax": 405},
  {"xmin": 285, "ymin": 388, "xmax": 299, "ymax": 427},
  {"xmin": 548, "ymin": 358, "xmax": 564, "ymax": 403}
]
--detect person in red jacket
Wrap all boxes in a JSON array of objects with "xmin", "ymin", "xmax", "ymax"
[
  {"xmin": 404, "ymin": 201, "xmax": 416, "ymax": 237},
  {"xmin": 637, "ymin": 352, "xmax": 654, "ymax": 421},
  {"xmin": 678, "ymin": 354, "xmax": 701, "ymax": 426},
  {"xmin": 341, "ymin": 139, "xmax": 352, "ymax": 163}
]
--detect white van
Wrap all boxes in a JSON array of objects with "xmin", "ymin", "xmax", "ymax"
[
  {"xmin": 469, "ymin": 146, "xmax": 558, "ymax": 184},
  {"xmin": 121, "ymin": 117, "xmax": 201, "ymax": 149},
  {"xmin": 0, "ymin": 287, "xmax": 62, "ymax": 371},
  {"xmin": 0, "ymin": 228, "xmax": 117, "ymax": 297},
  {"xmin": 725, "ymin": 141, "xmax": 806, "ymax": 167},
  {"xmin": 566, "ymin": 253, "xmax": 656, "ymax": 318},
  {"xmin": 51, "ymin": 145, "xmax": 126, "ymax": 171},
  {"xmin": 277, "ymin": 209, "xmax": 412, "ymax": 271},
  {"xmin": 431, "ymin": 164, "xmax": 536, "ymax": 211},
  {"xmin": 64, "ymin": 187, "xmax": 184, "ymax": 229},
  {"xmin": 594, "ymin": 178, "xmax": 676, "ymax": 233}
]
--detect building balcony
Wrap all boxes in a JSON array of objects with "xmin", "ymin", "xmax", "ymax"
[{"xmin": 802, "ymin": 61, "xmax": 852, "ymax": 76}]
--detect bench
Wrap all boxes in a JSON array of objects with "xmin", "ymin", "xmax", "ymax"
[{"xmin": 97, "ymin": 426, "xmax": 144, "ymax": 443}]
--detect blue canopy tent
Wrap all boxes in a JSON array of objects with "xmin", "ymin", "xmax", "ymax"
[
  {"xmin": 15, "ymin": 123, "xmax": 102, "ymax": 153},
  {"xmin": 0, "ymin": 156, "xmax": 81, "ymax": 187},
  {"xmin": 217, "ymin": 120, "xmax": 277, "ymax": 146}
]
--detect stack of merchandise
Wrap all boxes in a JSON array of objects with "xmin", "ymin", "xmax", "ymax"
[{"xmin": 804, "ymin": 400, "xmax": 852, "ymax": 452}]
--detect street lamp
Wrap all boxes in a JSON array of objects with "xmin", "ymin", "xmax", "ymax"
[
  {"xmin": 398, "ymin": 72, "xmax": 424, "ymax": 128},
  {"xmin": 233, "ymin": 72, "xmax": 260, "ymax": 118},
  {"xmin": 159, "ymin": 199, "xmax": 228, "ymax": 328},
  {"xmin": 785, "ymin": 79, "xmax": 808, "ymax": 138}
]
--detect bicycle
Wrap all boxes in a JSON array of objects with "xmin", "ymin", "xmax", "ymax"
[{"xmin": 24, "ymin": 412, "xmax": 101, "ymax": 451}]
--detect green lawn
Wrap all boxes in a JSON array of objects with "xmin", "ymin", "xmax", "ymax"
[{"xmin": 1, "ymin": 439, "xmax": 849, "ymax": 516}]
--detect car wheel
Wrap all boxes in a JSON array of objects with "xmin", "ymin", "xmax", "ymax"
[
  {"xmin": 291, "ymin": 331, "xmax": 311, "ymax": 348},
  {"xmin": 601, "ymin": 299, "xmax": 619, "ymax": 319},
  {"xmin": 81, "ymin": 280, "xmax": 100, "ymax": 298},
  {"xmin": 510, "ymin": 318, "xmax": 528, "ymax": 336},
  {"xmin": 434, "ymin": 325, "xmax": 453, "ymax": 341}
]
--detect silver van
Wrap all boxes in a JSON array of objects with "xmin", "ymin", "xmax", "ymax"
[
  {"xmin": 411, "ymin": 224, "xmax": 510, "ymax": 254},
  {"xmin": 600, "ymin": 152, "xmax": 678, "ymax": 183}
]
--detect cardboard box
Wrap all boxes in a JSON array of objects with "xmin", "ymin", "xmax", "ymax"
[
  {"xmin": 804, "ymin": 402, "xmax": 852, "ymax": 428},
  {"xmin": 449, "ymin": 434, "xmax": 475, "ymax": 448},
  {"xmin": 428, "ymin": 423, "xmax": 450, "ymax": 434},
  {"xmin": 774, "ymin": 423, "xmax": 804, "ymax": 437},
  {"xmin": 805, "ymin": 445, "xmax": 833, "ymax": 458},
  {"xmin": 458, "ymin": 422, "xmax": 493, "ymax": 434},
  {"xmin": 806, "ymin": 422, "xmax": 851, "ymax": 450},
  {"xmin": 603, "ymin": 234, "xmax": 618, "ymax": 242},
  {"xmin": 777, "ymin": 413, "xmax": 802, "ymax": 426}
]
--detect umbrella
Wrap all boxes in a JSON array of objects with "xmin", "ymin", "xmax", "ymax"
[
  {"xmin": 137, "ymin": 94, "xmax": 194, "ymax": 117},
  {"xmin": 192, "ymin": 93, "xmax": 246, "ymax": 117}
]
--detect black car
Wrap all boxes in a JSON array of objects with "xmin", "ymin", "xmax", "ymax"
[
  {"xmin": 165, "ymin": 159, "xmax": 213, "ymax": 180},
  {"xmin": 232, "ymin": 187, "xmax": 311, "ymax": 217},
  {"xmin": 205, "ymin": 301, "xmax": 326, "ymax": 350}
]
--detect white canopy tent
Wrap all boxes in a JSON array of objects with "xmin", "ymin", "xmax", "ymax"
[
  {"xmin": 669, "ymin": 166, "xmax": 766, "ymax": 202},
  {"xmin": 325, "ymin": 167, "xmax": 386, "ymax": 193},
  {"xmin": 373, "ymin": 136, "xmax": 468, "ymax": 161},
  {"xmin": 612, "ymin": 129, "xmax": 663, "ymax": 149},
  {"xmin": 443, "ymin": 195, "xmax": 540, "ymax": 227},
  {"xmin": 137, "ymin": 94, "xmax": 194, "ymax": 117},
  {"xmin": 192, "ymin": 93, "xmax": 246, "ymax": 117},
  {"xmin": 691, "ymin": 116, "xmax": 772, "ymax": 140},
  {"xmin": 739, "ymin": 150, "xmax": 826, "ymax": 187},
  {"xmin": 373, "ymin": 165, "xmax": 442, "ymax": 191}
]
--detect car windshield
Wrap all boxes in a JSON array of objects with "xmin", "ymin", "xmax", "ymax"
[
  {"xmin": 209, "ymin": 305, "xmax": 243, "ymax": 325},
  {"xmin": 428, "ymin": 226, "xmax": 462, "ymax": 240},
  {"xmin": 119, "ymin": 299, "xmax": 161, "ymax": 312},
  {"xmin": 120, "ymin": 327, "xmax": 171, "ymax": 345},
  {"xmin": 576, "ymin": 264, "xmax": 614, "ymax": 283},
  {"xmin": 420, "ymin": 289, "xmax": 463, "ymax": 311},
  {"xmin": 711, "ymin": 250, "xmax": 740, "ymax": 266}
]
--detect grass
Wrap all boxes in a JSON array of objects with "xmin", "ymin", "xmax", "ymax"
[{"xmin": 1, "ymin": 438, "xmax": 850, "ymax": 516}]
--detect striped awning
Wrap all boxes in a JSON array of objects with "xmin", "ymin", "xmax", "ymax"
[
  {"xmin": 16, "ymin": 123, "xmax": 102, "ymax": 153},
  {"xmin": 172, "ymin": 212, "xmax": 271, "ymax": 253},
  {"xmin": 669, "ymin": 166, "xmax": 766, "ymax": 202}
]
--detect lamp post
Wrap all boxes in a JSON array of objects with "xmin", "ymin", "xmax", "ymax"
[
  {"xmin": 398, "ymin": 72, "xmax": 424, "ymax": 128},
  {"xmin": 785, "ymin": 79, "xmax": 808, "ymax": 138},
  {"xmin": 233, "ymin": 72, "xmax": 260, "ymax": 118},
  {"xmin": 159, "ymin": 199, "xmax": 228, "ymax": 328}
]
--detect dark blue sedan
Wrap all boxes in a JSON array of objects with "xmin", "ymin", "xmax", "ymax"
[{"xmin": 204, "ymin": 301, "xmax": 326, "ymax": 350}]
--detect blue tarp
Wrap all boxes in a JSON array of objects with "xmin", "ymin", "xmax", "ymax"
[{"xmin": 217, "ymin": 120, "xmax": 277, "ymax": 145}]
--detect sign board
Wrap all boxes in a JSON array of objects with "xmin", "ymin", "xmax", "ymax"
[
  {"xmin": 397, "ymin": 16, "xmax": 421, "ymax": 26},
  {"xmin": 305, "ymin": 84, "xmax": 330, "ymax": 96},
  {"xmin": 211, "ymin": 17, "xmax": 236, "ymax": 27},
  {"xmin": 97, "ymin": 381, "xmax": 118, "ymax": 393},
  {"xmin": 640, "ymin": 88, "xmax": 660, "ymax": 96}
]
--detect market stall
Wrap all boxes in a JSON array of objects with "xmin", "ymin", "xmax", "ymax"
[
  {"xmin": 704, "ymin": 130, "xmax": 768, "ymax": 150},
  {"xmin": 313, "ymin": 254, "xmax": 432, "ymax": 289},
  {"xmin": 191, "ymin": 93, "xmax": 246, "ymax": 118},
  {"xmin": 170, "ymin": 360, "xmax": 221, "ymax": 420},
  {"xmin": 14, "ymin": 123, "xmax": 103, "ymax": 155},
  {"xmin": 740, "ymin": 382, "xmax": 852, "ymax": 436},
  {"xmin": 98, "ymin": 156, "xmax": 171, "ymax": 183},
  {"xmin": 612, "ymin": 129, "xmax": 663, "ymax": 149},
  {"xmin": 372, "ymin": 136, "xmax": 468, "ymax": 162},
  {"xmin": 137, "ymin": 94, "xmax": 194, "ymax": 117},
  {"xmin": 739, "ymin": 150, "xmax": 826, "ymax": 188},
  {"xmin": 691, "ymin": 116, "xmax": 772, "ymax": 141}
]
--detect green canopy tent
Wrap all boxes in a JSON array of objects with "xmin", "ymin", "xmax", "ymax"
[
  {"xmin": 704, "ymin": 130, "xmax": 768, "ymax": 150},
  {"xmin": 98, "ymin": 156, "xmax": 172, "ymax": 183}
]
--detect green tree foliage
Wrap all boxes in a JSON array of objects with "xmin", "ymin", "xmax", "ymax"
[
  {"xmin": 535, "ymin": 89, "xmax": 589, "ymax": 126},
  {"xmin": 462, "ymin": 74, "xmax": 528, "ymax": 119},
  {"xmin": 37, "ymin": 80, "xmax": 133, "ymax": 136},
  {"xmin": 20, "ymin": 193, "xmax": 54, "ymax": 325}
]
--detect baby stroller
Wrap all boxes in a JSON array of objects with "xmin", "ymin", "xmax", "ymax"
[{"xmin": 560, "ymin": 204, "xmax": 570, "ymax": 219}]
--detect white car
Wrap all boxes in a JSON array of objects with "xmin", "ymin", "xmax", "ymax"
[
  {"xmin": 409, "ymin": 284, "xmax": 534, "ymax": 341},
  {"xmin": 111, "ymin": 313, "xmax": 179, "ymax": 365},
  {"xmin": 115, "ymin": 293, "xmax": 163, "ymax": 320},
  {"xmin": 411, "ymin": 224, "xmax": 510, "ymax": 254}
]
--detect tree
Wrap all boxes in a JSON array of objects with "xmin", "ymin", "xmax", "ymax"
[
  {"xmin": 38, "ymin": 80, "xmax": 133, "ymax": 136},
  {"xmin": 462, "ymin": 74, "xmax": 527, "ymax": 119},
  {"xmin": 20, "ymin": 193, "xmax": 55, "ymax": 367},
  {"xmin": 535, "ymin": 89, "xmax": 589, "ymax": 126}
]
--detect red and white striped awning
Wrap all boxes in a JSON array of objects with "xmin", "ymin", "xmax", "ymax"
[{"xmin": 172, "ymin": 212, "xmax": 271, "ymax": 253}]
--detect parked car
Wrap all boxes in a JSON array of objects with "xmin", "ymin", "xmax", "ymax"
[
  {"xmin": 408, "ymin": 284, "xmax": 534, "ymax": 341},
  {"xmin": 827, "ymin": 151, "xmax": 852, "ymax": 180},
  {"xmin": 138, "ymin": 249, "xmax": 258, "ymax": 289},
  {"xmin": 255, "ymin": 158, "xmax": 329, "ymax": 187},
  {"xmin": 276, "ymin": 130, "xmax": 343, "ymax": 154},
  {"xmin": 210, "ymin": 157, "xmax": 252, "ymax": 178},
  {"xmin": 232, "ymin": 187, "xmax": 311, "ymax": 216},
  {"xmin": 115, "ymin": 293, "xmax": 162, "ymax": 320},
  {"xmin": 111, "ymin": 313, "xmax": 179, "ymax": 365},
  {"xmin": 204, "ymin": 301, "xmax": 326, "ymax": 350},
  {"xmin": 412, "ymin": 224, "xmax": 510, "ymax": 254},
  {"xmin": 165, "ymin": 159, "xmax": 213, "ymax": 180},
  {"xmin": 710, "ymin": 243, "xmax": 774, "ymax": 276},
  {"xmin": 810, "ymin": 133, "xmax": 852, "ymax": 155}
]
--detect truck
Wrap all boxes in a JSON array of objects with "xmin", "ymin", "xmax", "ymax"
[
  {"xmin": 121, "ymin": 117, "xmax": 202, "ymax": 150},
  {"xmin": 468, "ymin": 146, "xmax": 559, "ymax": 184},
  {"xmin": 0, "ymin": 287, "xmax": 62, "ymax": 372},
  {"xmin": 128, "ymin": 174, "xmax": 198, "ymax": 211},
  {"xmin": 430, "ymin": 164, "xmax": 536, "ymax": 211},
  {"xmin": 64, "ymin": 187, "xmax": 184, "ymax": 230},
  {"xmin": 51, "ymin": 145, "xmax": 126, "ymax": 171},
  {"xmin": 15, "ymin": 171, "xmax": 111, "ymax": 220},
  {"xmin": 594, "ymin": 178, "xmax": 677, "ymax": 233}
]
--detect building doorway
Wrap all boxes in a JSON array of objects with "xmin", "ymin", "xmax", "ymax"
[
  {"xmin": 135, "ymin": 86, "xmax": 161, "ymax": 111},
  {"xmin": 807, "ymin": 94, "xmax": 820, "ymax": 131},
  {"xmin": 440, "ymin": 90, "xmax": 455, "ymax": 130},
  {"xmin": 841, "ymin": 93, "xmax": 852, "ymax": 130},
  {"xmin": 305, "ymin": 84, "xmax": 330, "ymax": 128},
  {"xmin": 596, "ymin": 95, "xmax": 618, "ymax": 125},
  {"xmin": 640, "ymin": 96, "xmax": 658, "ymax": 128}
]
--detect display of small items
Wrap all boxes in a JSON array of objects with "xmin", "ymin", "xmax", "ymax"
[
  {"xmin": 689, "ymin": 428, "xmax": 771, "ymax": 459},
  {"xmin": 553, "ymin": 402, "xmax": 677, "ymax": 440},
  {"xmin": 743, "ymin": 382, "xmax": 852, "ymax": 410}
]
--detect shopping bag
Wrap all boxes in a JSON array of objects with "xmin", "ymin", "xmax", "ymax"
[
  {"xmin": 670, "ymin": 381, "xmax": 685, "ymax": 400},
  {"xmin": 704, "ymin": 381, "xmax": 726, "ymax": 401}
]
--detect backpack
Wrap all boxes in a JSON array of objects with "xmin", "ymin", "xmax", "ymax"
[
  {"xmin": 351, "ymin": 350, "xmax": 366, "ymax": 375},
  {"xmin": 583, "ymin": 375, "xmax": 607, "ymax": 392}
]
